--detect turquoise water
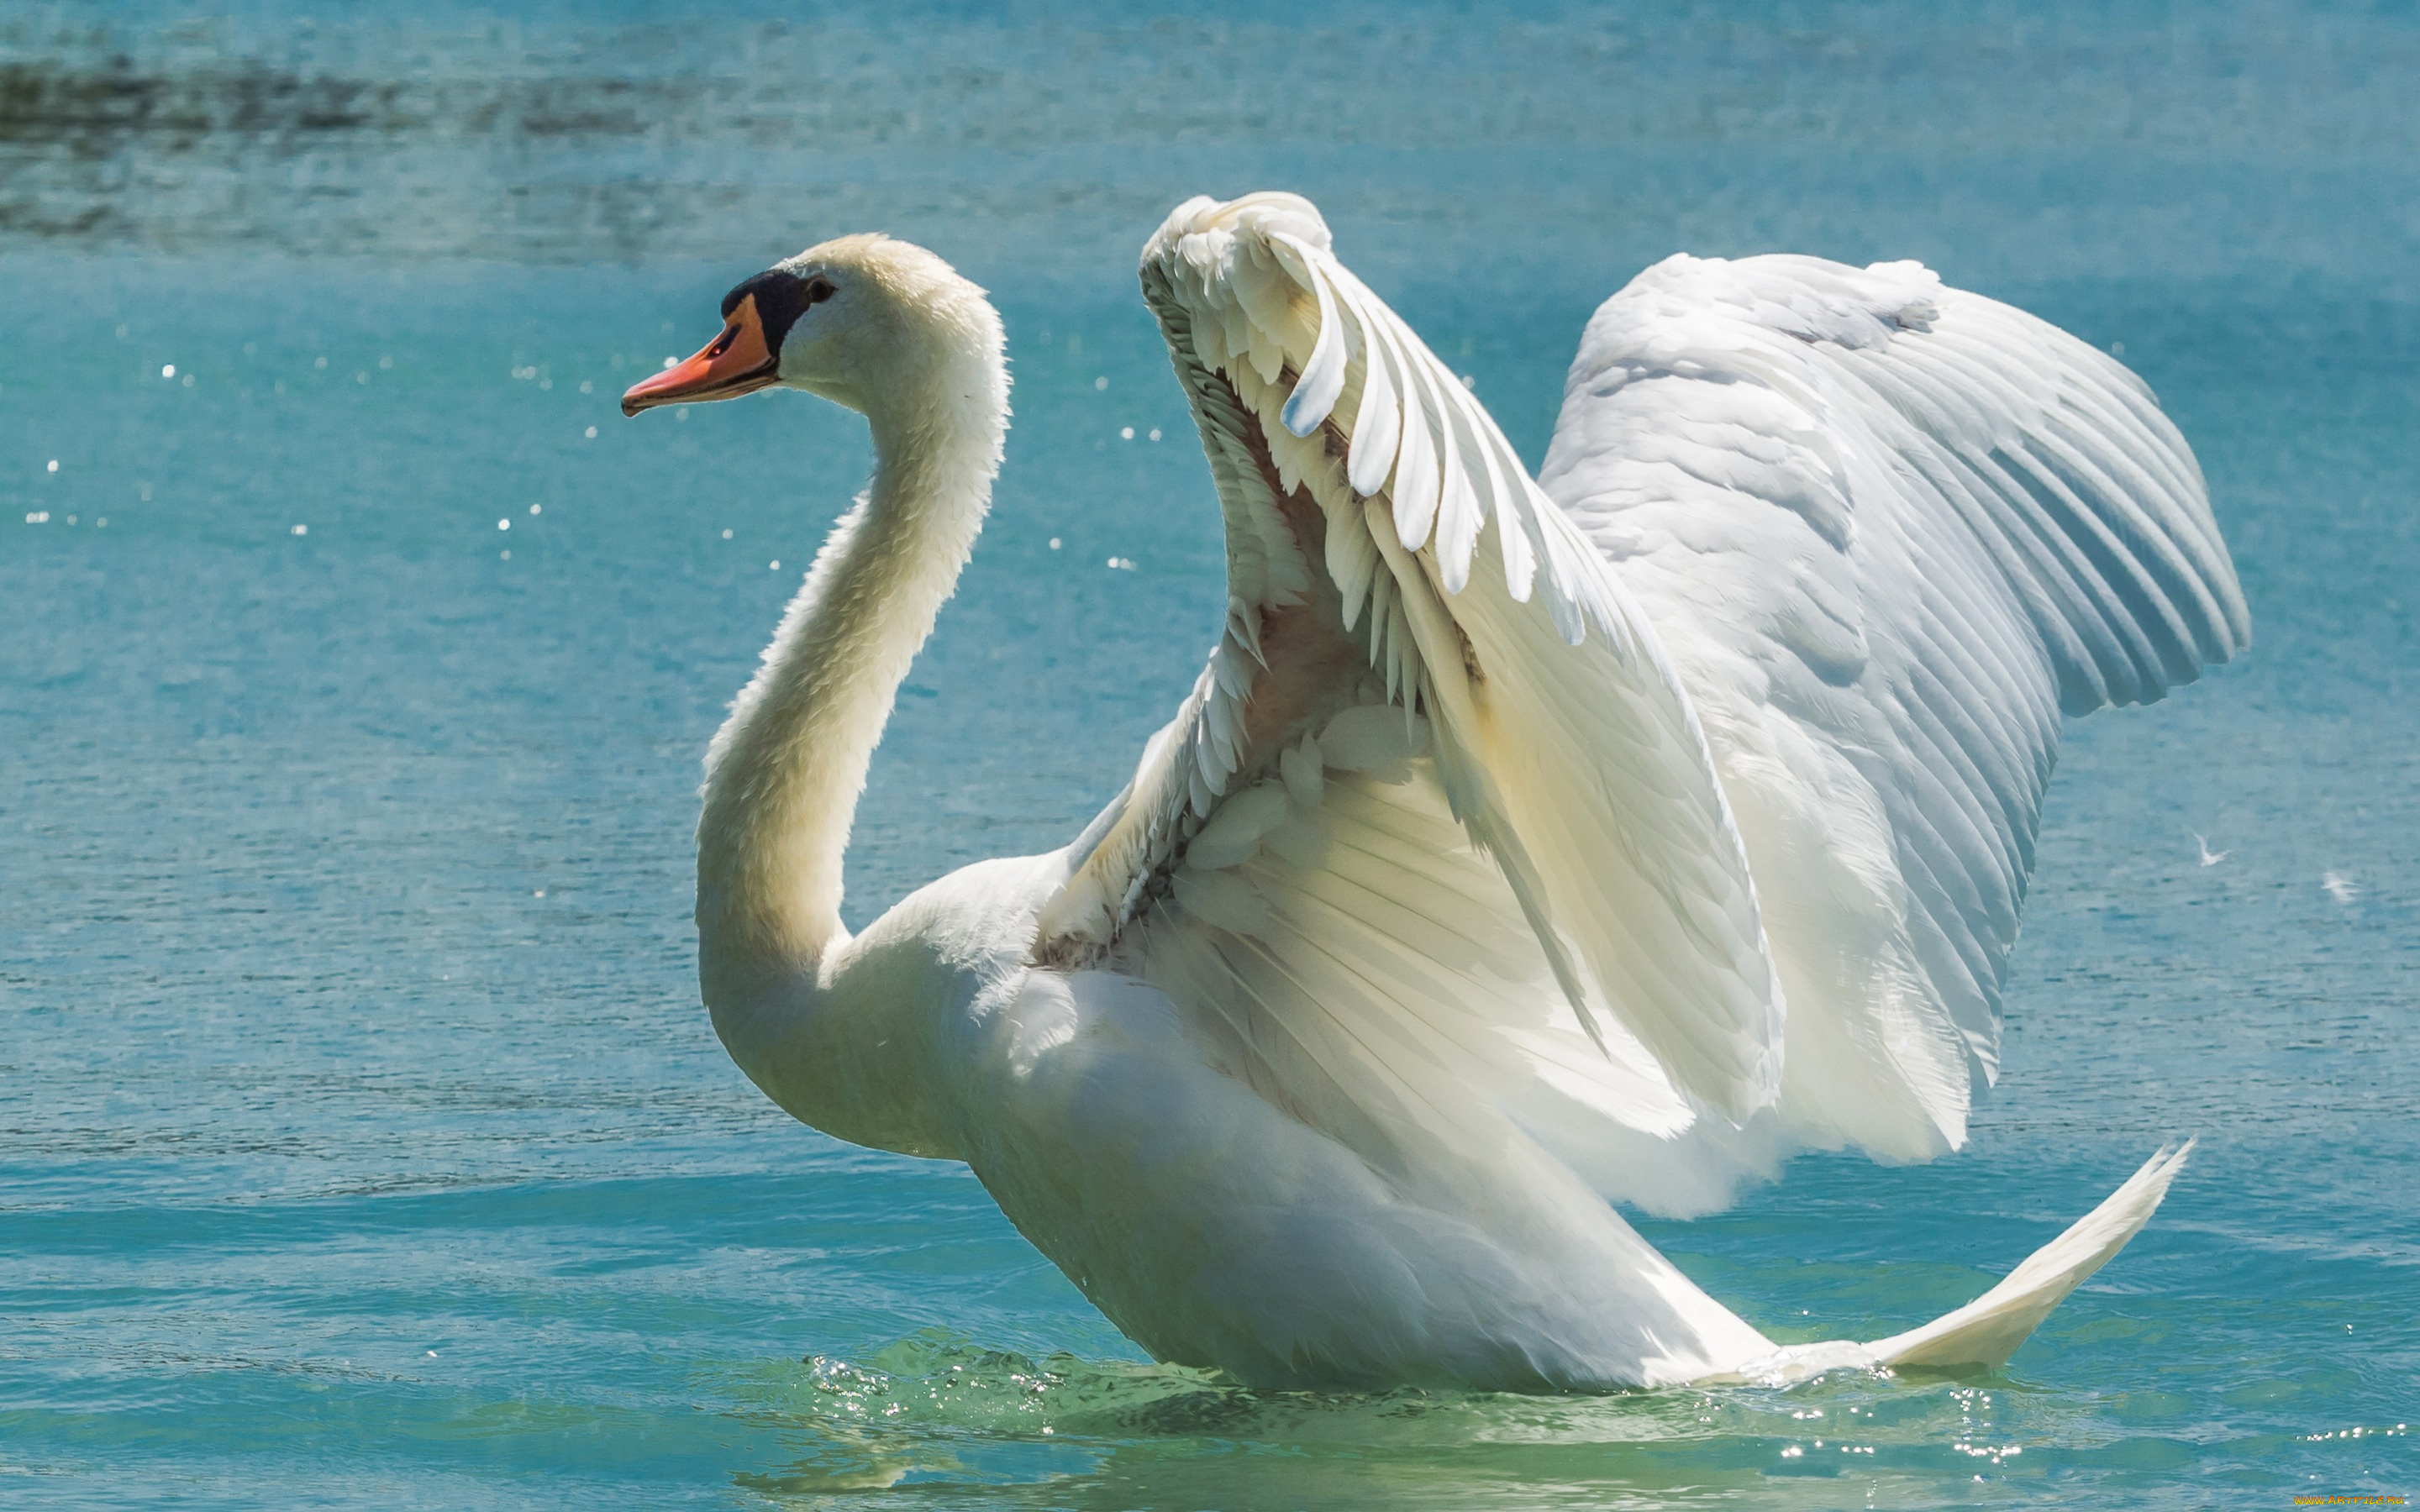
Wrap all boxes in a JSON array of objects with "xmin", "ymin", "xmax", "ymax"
[{"xmin": 3, "ymin": 3, "xmax": 2416, "ymax": 1506}]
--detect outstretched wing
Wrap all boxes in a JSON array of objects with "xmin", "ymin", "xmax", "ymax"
[
  {"xmin": 1031, "ymin": 193, "xmax": 1786, "ymax": 1190},
  {"xmin": 1543, "ymin": 254, "xmax": 2247, "ymax": 1161}
]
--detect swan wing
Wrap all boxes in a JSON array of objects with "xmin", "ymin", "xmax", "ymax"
[
  {"xmin": 1541, "ymin": 253, "xmax": 2247, "ymax": 1159},
  {"xmin": 1034, "ymin": 192, "xmax": 1786, "ymax": 1142}
]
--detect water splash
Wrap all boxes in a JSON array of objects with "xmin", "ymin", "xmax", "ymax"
[{"xmin": 702, "ymin": 1328, "xmax": 2257, "ymax": 1506}]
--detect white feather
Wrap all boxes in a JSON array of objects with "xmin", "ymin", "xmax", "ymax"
[
  {"xmin": 1541, "ymin": 251, "xmax": 2246, "ymax": 1156},
  {"xmin": 925, "ymin": 197, "xmax": 2237, "ymax": 1388}
]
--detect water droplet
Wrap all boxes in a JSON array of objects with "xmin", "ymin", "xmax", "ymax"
[
  {"xmin": 1119, "ymin": 426, "xmax": 1134, "ymax": 439},
  {"xmin": 497, "ymin": 519, "xmax": 511, "ymax": 530},
  {"xmin": 721, "ymin": 528, "xmax": 734, "ymax": 539},
  {"xmin": 378, "ymin": 355, "xmax": 393, "ymax": 370},
  {"xmin": 584, "ymin": 425, "xmax": 597, "ymax": 438},
  {"xmin": 769, "ymin": 560, "xmax": 781, "ymax": 570},
  {"xmin": 1048, "ymin": 537, "xmax": 1061, "ymax": 550},
  {"xmin": 160, "ymin": 364, "xmax": 175, "ymax": 378},
  {"xmin": 45, "ymin": 459, "xmax": 58, "ymax": 473},
  {"xmin": 291, "ymin": 523, "xmax": 308, "ymax": 536},
  {"xmin": 1149, "ymin": 428, "xmax": 1162, "ymax": 441},
  {"xmin": 1094, "ymin": 375, "xmax": 1108, "ymax": 391},
  {"xmin": 529, "ymin": 503, "xmax": 542, "ymax": 515}
]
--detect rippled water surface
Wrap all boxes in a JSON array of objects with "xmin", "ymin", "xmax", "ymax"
[{"xmin": 3, "ymin": 3, "xmax": 2416, "ymax": 1506}]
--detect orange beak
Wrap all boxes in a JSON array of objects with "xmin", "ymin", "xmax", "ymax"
[{"xmin": 621, "ymin": 294, "xmax": 781, "ymax": 417}]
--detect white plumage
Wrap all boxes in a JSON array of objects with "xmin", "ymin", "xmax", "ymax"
[
  {"xmin": 1546, "ymin": 251, "xmax": 2245, "ymax": 1164},
  {"xmin": 625, "ymin": 193, "xmax": 2241, "ymax": 1390}
]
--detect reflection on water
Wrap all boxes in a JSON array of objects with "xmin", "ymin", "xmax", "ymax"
[
  {"xmin": 717, "ymin": 1326, "xmax": 2360, "ymax": 1509},
  {"xmin": 721, "ymin": 1327, "xmax": 1880, "ymax": 1506},
  {"xmin": 3, "ymin": 1, "xmax": 2416, "ymax": 281}
]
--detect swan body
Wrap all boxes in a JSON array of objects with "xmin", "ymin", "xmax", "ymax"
[{"xmin": 618, "ymin": 196, "xmax": 2243, "ymax": 1390}]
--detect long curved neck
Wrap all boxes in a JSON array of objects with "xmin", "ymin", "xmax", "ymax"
[{"xmin": 696, "ymin": 353, "xmax": 1007, "ymax": 995}]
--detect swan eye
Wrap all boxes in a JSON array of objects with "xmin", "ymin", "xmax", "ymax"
[
  {"xmin": 721, "ymin": 268, "xmax": 829, "ymax": 354},
  {"xmin": 705, "ymin": 323, "xmax": 741, "ymax": 359}
]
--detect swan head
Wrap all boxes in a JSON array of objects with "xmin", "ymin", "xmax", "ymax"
[{"xmin": 621, "ymin": 234, "xmax": 999, "ymax": 420}]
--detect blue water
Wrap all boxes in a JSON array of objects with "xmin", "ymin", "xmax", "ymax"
[{"xmin": 3, "ymin": 3, "xmax": 2416, "ymax": 1506}]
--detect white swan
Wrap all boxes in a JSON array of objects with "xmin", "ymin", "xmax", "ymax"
[{"xmin": 618, "ymin": 193, "xmax": 2244, "ymax": 1390}]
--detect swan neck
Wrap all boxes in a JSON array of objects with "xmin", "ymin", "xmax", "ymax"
[{"xmin": 696, "ymin": 351, "xmax": 1007, "ymax": 980}]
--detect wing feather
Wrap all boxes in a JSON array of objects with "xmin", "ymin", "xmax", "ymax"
[
  {"xmin": 1034, "ymin": 193, "xmax": 1789, "ymax": 1145},
  {"xmin": 1036, "ymin": 207, "xmax": 2237, "ymax": 1195},
  {"xmin": 1543, "ymin": 251, "xmax": 2245, "ymax": 1157}
]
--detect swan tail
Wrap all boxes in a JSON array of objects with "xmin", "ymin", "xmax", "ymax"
[
  {"xmin": 1705, "ymin": 1143, "xmax": 2191, "ymax": 1385},
  {"xmin": 1864, "ymin": 1141, "xmax": 2193, "ymax": 1371}
]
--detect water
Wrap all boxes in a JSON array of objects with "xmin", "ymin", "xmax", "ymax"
[{"xmin": 3, "ymin": 3, "xmax": 2415, "ymax": 1506}]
